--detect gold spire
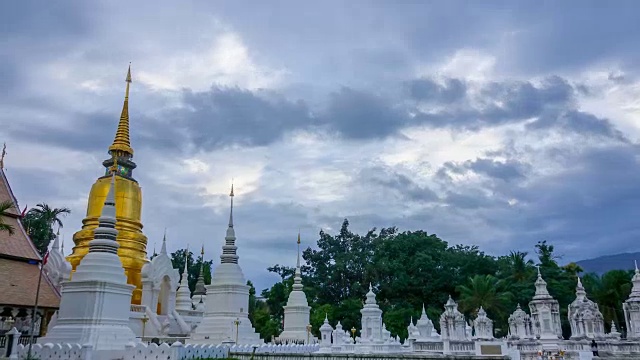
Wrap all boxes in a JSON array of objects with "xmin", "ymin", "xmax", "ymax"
[
  {"xmin": 297, "ymin": 230, "xmax": 301, "ymax": 245},
  {"xmin": 109, "ymin": 64, "xmax": 134, "ymax": 156}
]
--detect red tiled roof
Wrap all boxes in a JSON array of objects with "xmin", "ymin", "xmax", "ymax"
[
  {"xmin": 0, "ymin": 258, "xmax": 60, "ymax": 308},
  {"xmin": 0, "ymin": 169, "xmax": 40, "ymax": 261}
]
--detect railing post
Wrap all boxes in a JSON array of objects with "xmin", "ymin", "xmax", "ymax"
[{"xmin": 5, "ymin": 327, "xmax": 21, "ymax": 359}]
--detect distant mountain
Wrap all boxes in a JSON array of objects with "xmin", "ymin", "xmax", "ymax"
[{"xmin": 576, "ymin": 252, "xmax": 640, "ymax": 275}]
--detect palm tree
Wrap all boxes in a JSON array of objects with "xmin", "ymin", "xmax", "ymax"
[
  {"xmin": 505, "ymin": 251, "xmax": 535, "ymax": 282},
  {"xmin": 23, "ymin": 203, "xmax": 71, "ymax": 255},
  {"xmin": 0, "ymin": 200, "xmax": 15, "ymax": 235},
  {"xmin": 582, "ymin": 270, "xmax": 632, "ymax": 332},
  {"xmin": 28, "ymin": 203, "xmax": 71, "ymax": 230},
  {"xmin": 457, "ymin": 274, "xmax": 514, "ymax": 323}
]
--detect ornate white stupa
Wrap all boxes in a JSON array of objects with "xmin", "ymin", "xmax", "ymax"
[
  {"xmin": 415, "ymin": 304, "xmax": 439, "ymax": 340},
  {"xmin": 623, "ymin": 261, "xmax": 640, "ymax": 340},
  {"xmin": 568, "ymin": 276, "xmax": 605, "ymax": 340},
  {"xmin": 528, "ymin": 268, "xmax": 562, "ymax": 340},
  {"xmin": 175, "ymin": 246, "xmax": 193, "ymax": 312},
  {"xmin": 140, "ymin": 233, "xmax": 179, "ymax": 315},
  {"xmin": 188, "ymin": 185, "xmax": 262, "ymax": 344},
  {"xmin": 360, "ymin": 283, "xmax": 383, "ymax": 342},
  {"xmin": 508, "ymin": 304, "xmax": 533, "ymax": 340},
  {"xmin": 40, "ymin": 174, "xmax": 137, "ymax": 350},
  {"xmin": 192, "ymin": 246, "xmax": 207, "ymax": 311},
  {"xmin": 278, "ymin": 233, "xmax": 314, "ymax": 343},
  {"xmin": 472, "ymin": 307, "xmax": 494, "ymax": 340},
  {"xmin": 43, "ymin": 230, "xmax": 73, "ymax": 292},
  {"xmin": 439, "ymin": 296, "xmax": 467, "ymax": 341}
]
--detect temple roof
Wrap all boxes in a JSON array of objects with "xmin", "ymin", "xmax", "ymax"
[
  {"xmin": 0, "ymin": 258, "xmax": 60, "ymax": 308},
  {"xmin": 0, "ymin": 168, "xmax": 61, "ymax": 308},
  {"xmin": 0, "ymin": 169, "xmax": 40, "ymax": 261}
]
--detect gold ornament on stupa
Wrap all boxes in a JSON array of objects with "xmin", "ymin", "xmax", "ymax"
[{"xmin": 67, "ymin": 64, "xmax": 148, "ymax": 304}]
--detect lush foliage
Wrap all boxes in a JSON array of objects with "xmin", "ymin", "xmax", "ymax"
[
  {"xmin": 249, "ymin": 219, "xmax": 634, "ymax": 341},
  {"xmin": 0, "ymin": 200, "xmax": 15, "ymax": 235},
  {"xmin": 21, "ymin": 203, "xmax": 71, "ymax": 256}
]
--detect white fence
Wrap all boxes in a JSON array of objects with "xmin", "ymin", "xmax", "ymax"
[
  {"xmin": 17, "ymin": 342, "xmax": 229, "ymax": 360},
  {"xmin": 231, "ymin": 344, "xmax": 320, "ymax": 354}
]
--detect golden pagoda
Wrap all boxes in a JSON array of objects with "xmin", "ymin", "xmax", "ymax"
[{"xmin": 67, "ymin": 65, "xmax": 148, "ymax": 304}]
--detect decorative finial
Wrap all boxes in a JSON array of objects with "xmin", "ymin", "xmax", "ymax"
[
  {"xmin": 0, "ymin": 143, "xmax": 6, "ymax": 169},
  {"xmin": 183, "ymin": 244, "xmax": 189, "ymax": 274},
  {"xmin": 228, "ymin": 182, "xmax": 234, "ymax": 228},
  {"xmin": 201, "ymin": 244, "xmax": 205, "ymax": 256},
  {"xmin": 126, "ymin": 62, "xmax": 132, "ymax": 83},
  {"xmin": 111, "ymin": 156, "xmax": 118, "ymax": 175},
  {"xmin": 635, "ymin": 260, "xmax": 638, "ymax": 272},
  {"xmin": 160, "ymin": 228, "xmax": 167, "ymax": 255},
  {"xmin": 296, "ymin": 231, "xmax": 301, "ymax": 268},
  {"xmin": 109, "ymin": 64, "xmax": 134, "ymax": 156},
  {"xmin": 536, "ymin": 265, "xmax": 541, "ymax": 277}
]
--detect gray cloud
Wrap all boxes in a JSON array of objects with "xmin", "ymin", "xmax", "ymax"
[
  {"xmin": 407, "ymin": 78, "xmax": 467, "ymax": 103},
  {"xmin": 4, "ymin": 0, "xmax": 640, "ymax": 292}
]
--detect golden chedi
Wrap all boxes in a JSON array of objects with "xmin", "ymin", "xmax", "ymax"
[{"xmin": 67, "ymin": 65, "xmax": 148, "ymax": 304}]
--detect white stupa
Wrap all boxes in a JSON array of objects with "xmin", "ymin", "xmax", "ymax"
[
  {"xmin": 175, "ymin": 246, "xmax": 193, "ymax": 312},
  {"xmin": 529, "ymin": 267, "xmax": 562, "ymax": 340},
  {"xmin": 188, "ymin": 185, "xmax": 262, "ymax": 344},
  {"xmin": 360, "ymin": 284, "xmax": 383, "ymax": 342},
  {"xmin": 623, "ymin": 261, "xmax": 640, "ymax": 340},
  {"xmin": 40, "ymin": 173, "xmax": 137, "ymax": 350},
  {"xmin": 278, "ymin": 233, "xmax": 314, "ymax": 343}
]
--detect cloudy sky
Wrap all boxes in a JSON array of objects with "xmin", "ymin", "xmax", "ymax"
[{"xmin": 3, "ymin": 1, "xmax": 640, "ymax": 291}]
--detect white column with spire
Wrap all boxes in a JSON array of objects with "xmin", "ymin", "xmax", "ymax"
[
  {"xmin": 624, "ymin": 261, "xmax": 640, "ymax": 340},
  {"xmin": 175, "ymin": 246, "xmax": 193, "ymax": 312},
  {"xmin": 39, "ymin": 174, "xmax": 138, "ymax": 350},
  {"xmin": 278, "ymin": 232, "xmax": 315, "ymax": 343},
  {"xmin": 188, "ymin": 184, "xmax": 262, "ymax": 345},
  {"xmin": 360, "ymin": 283, "xmax": 384, "ymax": 342},
  {"xmin": 528, "ymin": 268, "xmax": 562, "ymax": 342}
]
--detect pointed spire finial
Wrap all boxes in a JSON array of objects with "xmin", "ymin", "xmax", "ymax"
[
  {"xmin": 0, "ymin": 142, "xmax": 6, "ymax": 169},
  {"xmin": 183, "ymin": 244, "xmax": 189, "ymax": 275},
  {"xmin": 296, "ymin": 231, "xmax": 301, "ymax": 268},
  {"xmin": 109, "ymin": 64, "xmax": 134, "ymax": 156},
  {"xmin": 160, "ymin": 228, "xmax": 167, "ymax": 255},
  {"xmin": 228, "ymin": 182, "xmax": 234, "ymax": 228},
  {"xmin": 201, "ymin": 244, "xmax": 205, "ymax": 256},
  {"xmin": 635, "ymin": 260, "xmax": 638, "ymax": 273}
]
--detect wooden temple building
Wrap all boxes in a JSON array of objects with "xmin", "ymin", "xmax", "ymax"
[{"xmin": 0, "ymin": 163, "xmax": 60, "ymax": 341}]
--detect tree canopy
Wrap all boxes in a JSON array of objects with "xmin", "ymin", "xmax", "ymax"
[
  {"xmin": 248, "ymin": 219, "xmax": 633, "ymax": 341},
  {"xmin": 22, "ymin": 203, "xmax": 71, "ymax": 256}
]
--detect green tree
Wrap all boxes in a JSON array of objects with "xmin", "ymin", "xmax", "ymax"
[
  {"xmin": 170, "ymin": 249, "xmax": 213, "ymax": 294},
  {"xmin": 0, "ymin": 200, "xmax": 15, "ymax": 235},
  {"xmin": 582, "ymin": 270, "xmax": 632, "ymax": 332},
  {"xmin": 22, "ymin": 203, "xmax": 70, "ymax": 256},
  {"xmin": 457, "ymin": 274, "xmax": 513, "ymax": 335}
]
